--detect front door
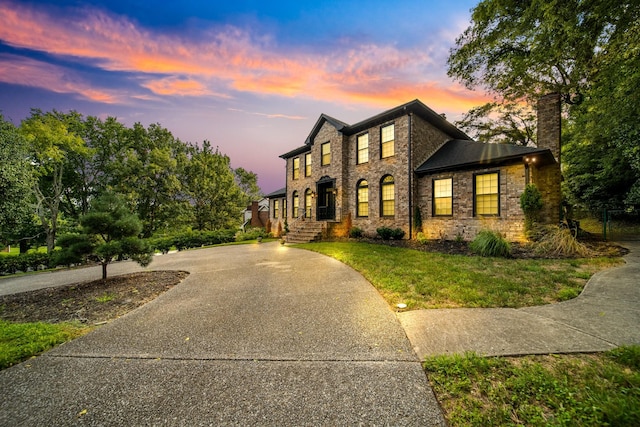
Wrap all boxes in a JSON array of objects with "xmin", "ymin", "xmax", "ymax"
[{"xmin": 317, "ymin": 181, "xmax": 336, "ymax": 220}]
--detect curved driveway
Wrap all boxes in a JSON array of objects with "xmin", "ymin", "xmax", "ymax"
[{"xmin": 0, "ymin": 243, "xmax": 445, "ymax": 426}]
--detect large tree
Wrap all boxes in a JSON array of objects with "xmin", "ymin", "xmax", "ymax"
[
  {"xmin": 183, "ymin": 141, "xmax": 245, "ymax": 231},
  {"xmin": 110, "ymin": 122, "xmax": 186, "ymax": 236},
  {"xmin": 20, "ymin": 110, "xmax": 88, "ymax": 252},
  {"xmin": 448, "ymin": 0, "xmax": 640, "ymax": 212},
  {"xmin": 0, "ymin": 115, "xmax": 34, "ymax": 247}
]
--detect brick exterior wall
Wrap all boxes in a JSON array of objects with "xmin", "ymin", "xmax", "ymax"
[
  {"xmin": 416, "ymin": 164, "xmax": 529, "ymax": 241},
  {"xmin": 275, "ymin": 97, "xmax": 562, "ymax": 242}
]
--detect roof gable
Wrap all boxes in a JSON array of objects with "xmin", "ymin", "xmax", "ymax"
[
  {"xmin": 304, "ymin": 114, "xmax": 349, "ymax": 145},
  {"xmin": 415, "ymin": 139, "xmax": 556, "ymax": 174}
]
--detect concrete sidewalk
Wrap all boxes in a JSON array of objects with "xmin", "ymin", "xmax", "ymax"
[
  {"xmin": 0, "ymin": 243, "xmax": 445, "ymax": 426},
  {"xmin": 1, "ymin": 240, "xmax": 638, "ymax": 425},
  {"xmin": 398, "ymin": 240, "xmax": 640, "ymax": 359}
]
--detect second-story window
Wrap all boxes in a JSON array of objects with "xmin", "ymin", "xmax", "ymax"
[
  {"xmin": 293, "ymin": 157, "xmax": 300, "ymax": 180},
  {"xmin": 381, "ymin": 124, "xmax": 395, "ymax": 158},
  {"xmin": 321, "ymin": 142, "xmax": 331, "ymax": 166},
  {"xmin": 357, "ymin": 133, "xmax": 369, "ymax": 164},
  {"xmin": 305, "ymin": 152, "xmax": 312, "ymax": 177}
]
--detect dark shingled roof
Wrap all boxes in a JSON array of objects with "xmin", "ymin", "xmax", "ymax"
[
  {"xmin": 280, "ymin": 99, "xmax": 469, "ymax": 159},
  {"xmin": 415, "ymin": 140, "xmax": 556, "ymax": 174},
  {"xmin": 264, "ymin": 187, "xmax": 286, "ymax": 198}
]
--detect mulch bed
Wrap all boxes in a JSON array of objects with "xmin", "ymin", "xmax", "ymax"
[{"xmin": 0, "ymin": 270, "xmax": 188, "ymax": 324}]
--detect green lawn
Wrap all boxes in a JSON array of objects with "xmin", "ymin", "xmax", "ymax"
[
  {"xmin": 297, "ymin": 241, "xmax": 622, "ymax": 309},
  {"xmin": 424, "ymin": 348, "xmax": 640, "ymax": 426},
  {"xmin": 0, "ymin": 320, "xmax": 90, "ymax": 369},
  {"xmin": 297, "ymin": 241, "xmax": 638, "ymax": 426}
]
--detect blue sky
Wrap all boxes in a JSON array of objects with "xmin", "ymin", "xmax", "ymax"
[{"xmin": 0, "ymin": 0, "xmax": 488, "ymax": 192}]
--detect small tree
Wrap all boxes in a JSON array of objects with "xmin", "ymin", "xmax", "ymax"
[
  {"xmin": 520, "ymin": 184, "xmax": 543, "ymax": 232},
  {"xmin": 80, "ymin": 193, "xmax": 153, "ymax": 279}
]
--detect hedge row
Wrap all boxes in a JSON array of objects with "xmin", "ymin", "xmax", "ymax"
[
  {"xmin": 149, "ymin": 230, "xmax": 236, "ymax": 253},
  {"xmin": 0, "ymin": 252, "xmax": 55, "ymax": 275},
  {"xmin": 1, "ymin": 229, "xmax": 254, "ymax": 275}
]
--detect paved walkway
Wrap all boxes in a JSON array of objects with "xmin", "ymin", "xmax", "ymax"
[
  {"xmin": 399, "ymin": 239, "xmax": 640, "ymax": 359},
  {"xmin": 0, "ymin": 244, "xmax": 445, "ymax": 426},
  {"xmin": 1, "ymin": 240, "xmax": 638, "ymax": 425}
]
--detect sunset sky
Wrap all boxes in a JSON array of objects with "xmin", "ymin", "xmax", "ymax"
[{"xmin": 0, "ymin": 0, "xmax": 490, "ymax": 192}]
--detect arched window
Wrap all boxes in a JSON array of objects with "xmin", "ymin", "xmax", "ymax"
[
  {"xmin": 305, "ymin": 189, "xmax": 313, "ymax": 218},
  {"xmin": 380, "ymin": 175, "xmax": 395, "ymax": 217},
  {"xmin": 357, "ymin": 180, "xmax": 369, "ymax": 217},
  {"xmin": 292, "ymin": 191, "xmax": 299, "ymax": 218}
]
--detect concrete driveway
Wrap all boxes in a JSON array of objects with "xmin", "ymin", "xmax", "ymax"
[{"xmin": 0, "ymin": 243, "xmax": 445, "ymax": 426}]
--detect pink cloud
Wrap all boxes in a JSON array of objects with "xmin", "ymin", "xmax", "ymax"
[
  {"xmin": 0, "ymin": 1, "xmax": 491, "ymax": 111},
  {"xmin": 0, "ymin": 54, "xmax": 120, "ymax": 103}
]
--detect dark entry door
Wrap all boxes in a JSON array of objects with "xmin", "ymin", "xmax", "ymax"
[{"xmin": 317, "ymin": 182, "xmax": 336, "ymax": 220}]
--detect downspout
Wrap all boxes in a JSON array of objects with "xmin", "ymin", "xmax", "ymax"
[{"xmin": 407, "ymin": 110, "xmax": 413, "ymax": 239}]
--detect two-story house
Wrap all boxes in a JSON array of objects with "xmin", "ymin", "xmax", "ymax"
[{"xmin": 269, "ymin": 95, "xmax": 562, "ymax": 242}]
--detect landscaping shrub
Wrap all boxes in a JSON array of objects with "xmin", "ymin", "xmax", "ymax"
[
  {"xmin": 470, "ymin": 230, "xmax": 511, "ymax": 257},
  {"xmin": 150, "ymin": 230, "xmax": 236, "ymax": 253},
  {"xmin": 520, "ymin": 184, "xmax": 543, "ymax": 231},
  {"xmin": 416, "ymin": 232, "xmax": 429, "ymax": 244},
  {"xmin": 235, "ymin": 228, "xmax": 268, "ymax": 242},
  {"xmin": 349, "ymin": 227, "xmax": 363, "ymax": 238},
  {"xmin": 0, "ymin": 251, "xmax": 54, "ymax": 274},
  {"xmin": 532, "ymin": 225, "xmax": 592, "ymax": 257},
  {"xmin": 377, "ymin": 227, "xmax": 405, "ymax": 240}
]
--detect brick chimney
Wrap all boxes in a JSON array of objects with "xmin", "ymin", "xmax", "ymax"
[
  {"xmin": 250, "ymin": 201, "xmax": 261, "ymax": 227},
  {"xmin": 536, "ymin": 93, "xmax": 561, "ymax": 163}
]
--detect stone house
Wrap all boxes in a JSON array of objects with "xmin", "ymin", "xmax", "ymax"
[{"xmin": 269, "ymin": 95, "xmax": 562, "ymax": 242}]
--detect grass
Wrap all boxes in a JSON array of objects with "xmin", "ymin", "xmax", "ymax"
[
  {"xmin": 423, "ymin": 347, "xmax": 640, "ymax": 426},
  {"xmin": 0, "ymin": 320, "xmax": 91, "ymax": 369},
  {"xmin": 297, "ymin": 242, "xmax": 622, "ymax": 309},
  {"xmin": 95, "ymin": 293, "xmax": 115, "ymax": 303}
]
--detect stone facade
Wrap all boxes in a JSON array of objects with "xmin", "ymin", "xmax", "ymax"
[{"xmin": 271, "ymin": 98, "xmax": 562, "ymax": 242}]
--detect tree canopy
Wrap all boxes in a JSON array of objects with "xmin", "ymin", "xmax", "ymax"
[
  {"xmin": 4, "ymin": 111, "xmax": 260, "ymax": 253},
  {"xmin": 0, "ymin": 115, "xmax": 34, "ymax": 246},
  {"xmin": 448, "ymin": 0, "xmax": 640, "ymax": 213}
]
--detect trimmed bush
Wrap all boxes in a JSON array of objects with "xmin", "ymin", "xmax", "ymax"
[
  {"xmin": 470, "ymin": 230, "xmax": 511, "ymax": 257},
  {"xmin": 377, "ymin": 227, "xmax": 405, "ymax": 240},
  {"xmin": 349, "ymin": 227, "xmax": 363, "ymax": 238},
  {"xmin": 235, "ymin": 228, "xmax": 269, "ymax": 242},
  {"xmin": 0, "ymin": 251, "xmax": 54, "ymax": 275}
]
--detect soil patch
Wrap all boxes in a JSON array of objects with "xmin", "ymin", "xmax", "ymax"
[{"xmin": 0, "ymin": 271, "xmax": 189, "ymax": 324}]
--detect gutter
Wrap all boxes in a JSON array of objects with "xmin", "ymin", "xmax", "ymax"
[{"xmin": 407, "ymin": 111, "xmax": 413, "ymax": 238}]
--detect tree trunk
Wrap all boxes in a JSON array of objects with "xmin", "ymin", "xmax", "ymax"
[{"xmin": 102, "ymin": 262, "xmax": 108, "ymax": 280}]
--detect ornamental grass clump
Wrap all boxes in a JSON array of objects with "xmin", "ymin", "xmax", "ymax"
[
  {"xmin": 533, "ymin": 225, "xmax": 592, "ymax": 257},
  {"xmin": 470, "ymin": 230, "xmax": 511, "ymax": 257}
]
